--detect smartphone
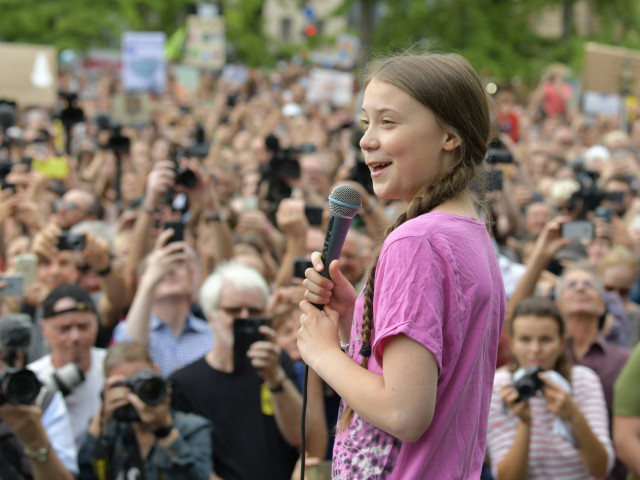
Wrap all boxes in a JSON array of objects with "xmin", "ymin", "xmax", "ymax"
[
  {"xmin": 31, "ymin": 157, "xmax": 69, "ymax": 179},
  {"xmin": 57, "ymin": 232, "xmax": 86, "ymax": 251},
  {"xmin": 233, "ymin": 317, "xmax": 271, "ymax": 373},
  {"xmin": 305, "ymin": 205, "xmax": 324, "ymax": 226},
  {"xmin": 486, "ymin": 169, "xmax": 503, "ymax": 192},
  {"xmin": 306, "ymin": 460, "xmax": 333, "ymax": 480},
  {"xmin": 164, "ymin": 221, "xmax": 184, "ymax": 243},
  {"xmin": 242, "ymin": 195, "xmax": 259, "ymax": 211},
  {"xmin": 561, "ymin": 220, "xmax": 595, "ymax": 240},
  {"xmin": 0, "ymin": 274, "xmax": 24, "ymax": 297},
  {"xmin": 293, "ymin": 258, "xmax": 313, "ymax": 279},
  {"xmin": 14, "ymin": 254, "xmax": 37, "ymax": 289},
  {"xmin": 594, "ymin": 206, "xmax": 612, "ymax": 224}
]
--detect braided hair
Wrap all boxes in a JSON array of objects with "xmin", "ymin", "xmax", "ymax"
[{"xmin": 338, "ymin": 52, "xmax": 492, "ymax": 432}]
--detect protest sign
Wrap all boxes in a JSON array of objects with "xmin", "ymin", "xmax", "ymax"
[
  {"xmin": 306, "ymin": 68, "xmax": 354, "ymax": 107},
  {"xmin": 184, "ymin": 15, "xmax": 226, "ymax": 70},
  {"xmin": 122, "ymin": 32, "xmax": 167, "ymax": 93},
  {"xmin": 0, "ymin": 43, "xmax": 57, "ymax": 107}
]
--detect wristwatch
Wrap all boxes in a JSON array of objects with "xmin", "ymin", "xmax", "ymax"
[
  {"xmin": 268, "ymin": 377, "xmax": 286, "ymax": 393},
  {"xmin": 203, "ymin": 210, "xmax": 227, "ymax": 223},
  {"xmin": 24, "ymin": 444, "xmax": 51, "ymax": 463}
]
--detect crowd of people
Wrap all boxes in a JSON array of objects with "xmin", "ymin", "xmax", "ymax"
[{"xmin": 0, "ymin": 48, "xmax": 638, "ymax": 480}]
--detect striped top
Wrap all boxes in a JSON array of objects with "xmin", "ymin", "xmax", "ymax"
[{"xmin": 487, "ymin": 365, "xmax": 615, "ymax": 479}]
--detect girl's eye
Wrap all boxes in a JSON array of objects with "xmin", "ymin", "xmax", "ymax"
[
  {"xmin": 359, "ymin": 119, "xmax": 369, "ymax": 129},
  {"xmin": 381, "ymin": 118, "xmax": 394, "ymax": 125}
]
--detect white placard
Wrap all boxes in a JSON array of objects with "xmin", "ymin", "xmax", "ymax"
[{"xmin": 122, "ymin": 32, "xmax": 166, "ymax": 93}]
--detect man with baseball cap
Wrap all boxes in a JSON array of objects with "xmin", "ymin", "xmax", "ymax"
[{"xmin": 28, "ymin": 283, "xmax": 106, "ymax": 448}]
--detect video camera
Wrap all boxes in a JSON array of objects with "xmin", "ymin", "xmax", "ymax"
[
  {"xmin": 94, "ymin": 113, "xmax": 131, "ymax": 155},
  {"xmin": 113, "ymin": 370, "xmax": 168, "ymax": 422},
  {"xmin": 485, "ymin": 138, "xmax": 513, "ymax": 164}
]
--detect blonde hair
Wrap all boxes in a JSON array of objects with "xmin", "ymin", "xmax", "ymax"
[{"xmin": 599, "ymin": 244, "xmax": 639, "ymax": 278}]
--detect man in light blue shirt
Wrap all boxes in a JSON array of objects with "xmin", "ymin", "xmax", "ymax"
[{"xmin": 113, "ymin": 231, "xmax": 212, "ymax": 377}]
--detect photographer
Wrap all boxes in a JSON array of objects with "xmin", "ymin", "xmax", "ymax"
[
  {"xmin": 78, "ymin": 341, "xmax": 211, "ymax": 480},
  {"xmin": 0, "ymin": 313, "xmax": 77, "ymax": 479},
  {"xmin": 28, "ymin": 284, "xmax": 106, "ymax": 448},
  {"xmin": 487, "ymin": 297, "xmax": 613, "ymax": 479}
]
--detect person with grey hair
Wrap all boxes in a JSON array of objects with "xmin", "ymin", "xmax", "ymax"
[
  {"xmin": 112, "ymin": 229, "xmax": 212, "ymax": 378},
  {"xmin": 170, "ymin": 261, "xmax": 323, "ymax": 480}
]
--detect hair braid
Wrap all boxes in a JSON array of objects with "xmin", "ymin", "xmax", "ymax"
[{"xmin": 338, "ymin": 162, "xmax": 475, "ymax": 432}]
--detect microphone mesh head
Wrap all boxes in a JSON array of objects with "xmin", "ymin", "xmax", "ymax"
[{"xmin": 328, "ymin": 184, "xmax": 362, "ymax": 218}]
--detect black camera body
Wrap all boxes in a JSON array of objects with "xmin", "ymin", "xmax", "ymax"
[
  {"xmin": 57, "ymin": 232, "xmax": 86, "ymax": 251},
  {"xmin": 0, "ymin": 367, "xmax": 41, "ymax": 405},
  {"xmin": 513, "ymin": 366, "xmax": 544, "ymax": 402},
  {"xmin": 113, "ymin": 370, "xmax": 168, "ymax": 423}
]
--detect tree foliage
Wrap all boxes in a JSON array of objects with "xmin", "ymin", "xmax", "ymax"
[{"xmin": 0, "ymin": 0, "xmax": 639, "ymax": 83}]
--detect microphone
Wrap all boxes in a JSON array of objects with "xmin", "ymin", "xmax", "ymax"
[
  {"xmin": 0, "ymin": 313, "xmax": 32, "ymax": 352},
  {"xmin": 316, "ymin": 184, "xmax": 362, "ymax": 295},
  {"xmin": 302, "ymin": 185, "xmax": 361, "ymax": 480}
]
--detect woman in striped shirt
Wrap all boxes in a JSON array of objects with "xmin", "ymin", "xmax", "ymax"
[{"xmin": 487, "ymin": 297, "xmax": 614, "ymax": 479}]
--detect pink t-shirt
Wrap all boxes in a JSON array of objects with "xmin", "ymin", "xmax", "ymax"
[{"xmin": 332, "ymin": 212, "xmax": 506, "ymax": 480}]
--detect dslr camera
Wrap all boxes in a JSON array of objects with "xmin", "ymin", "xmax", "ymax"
[
  {"xmin": 513, "ymin": 366, "xmax": 544, "ymax": 402},
  {"xmin": 113, "ymin": 370, "xmax": 168, "ymax": 422},
  {"xmin": 57, "ymin": 232, "xmax": 86, "ymax": 251},
  {"xmin": 44, "ymin": 362, "xmax": 85, "ymax": 397},
  {"xmin": 0, "ymin": 367, "xmax": 41, "ymax": 405}
]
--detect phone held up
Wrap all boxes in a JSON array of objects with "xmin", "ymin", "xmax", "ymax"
[
  {"xmin": 233, "ymin": 318, "xmax": 271, "ymax": 374},
  {"xmin": 561, "ymin": 220, "xmax": 594, "ymax": 241}
]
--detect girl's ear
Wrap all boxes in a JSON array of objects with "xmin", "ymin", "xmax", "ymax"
[{"xmin": 443, "ymin": 131, "xmax": 462, "ymax": 151}]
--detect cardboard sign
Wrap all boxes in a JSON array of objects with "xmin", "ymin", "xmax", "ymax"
[
  {"xmin": 122, "ymin": 32, "xmax": 167, "ymax": 93},
  {"xmin": 110, "ymin": 92, "xmax": 153, "ymax": 127},
  {"xmin": 0, "ymin": 43, "xmax": 57, "ymax": 107},
  {"xmin": 184, "ymin": 15, "xmax": 226, "ymax": 70},
  {"xmin": 306, "ymin": 68, "xmax": 354, "ymax": 107},
  {"xmin": 582, "ymin": 42, "xmax": 640, "ymax": 97}
]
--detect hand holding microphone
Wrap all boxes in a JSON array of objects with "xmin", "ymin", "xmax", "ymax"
[
  {"xmin": 299, "ymin": 185, "xmax": 362, "ymax": 358},
  {"xmin": 302, "ymin": 185, "xmax": 362, "ymax": 319}
]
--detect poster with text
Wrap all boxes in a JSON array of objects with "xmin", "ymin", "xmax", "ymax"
[
  {"xmin": 122, "ymin": 32, "xmax": 166, "ymax": 93},
  {"xmin": 184, "ymin": 15, "xmax": 226, "ymax": 70}
]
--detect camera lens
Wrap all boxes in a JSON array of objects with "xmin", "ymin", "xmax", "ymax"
[
  {"xmin": 3, "ymin": 369, "xmax": 41, "ymax": 405},
  {"xmin": 175, "ymin": 168, "xmax": 197, "ymax": 188},
  {"xmin": 136, "ymin": 377, "xmax": 167, "ymax": 406}
]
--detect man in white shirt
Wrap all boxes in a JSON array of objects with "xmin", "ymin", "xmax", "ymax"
[{"xmin": 29, "ymin": 284, "xmax": 106, "ymax": 448}]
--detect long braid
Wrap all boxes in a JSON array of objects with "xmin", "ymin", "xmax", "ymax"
[{"xmin": 337, "ymin": 160, "xmax": 477, "ymax": 432}]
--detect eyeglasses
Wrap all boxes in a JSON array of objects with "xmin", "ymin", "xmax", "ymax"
[
  {"xmin": 55, "ymin": 200, "xmax": 79, "ymax": 212},
  {"xmin": 564, "ymin": 279, "xmax": 596, "ymax": 291},
  {"xmin": 218, "ymin": 306, "xmax": 264, "ymax": 317},
  {"xmin": 605, "ymin": 286, "xmax": 630, "ymax": 298}
]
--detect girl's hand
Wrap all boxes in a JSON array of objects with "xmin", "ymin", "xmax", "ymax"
[
  {"xmin": 540, "ymin": 374, "xmax": 578, "ymax": 422},
  {"xmin": 303, "ymin": 254, "xmax": 357, "ymax": 321},
  {"xmin": 297, "ymin": 301, "xmax": 340, "ymax": 371},
  {"xmin": 499, "ymin": 384, "xmax": 532, "ymax": 425}
]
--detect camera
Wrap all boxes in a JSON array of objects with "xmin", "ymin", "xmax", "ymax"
[
  {"xmin": 57, "ymin": 232, "xmax": 86, "ymax": 251},
  {"xmin": 112, "ymin": 370, "xmax": 168, "ymax": 422},
  {"xmin": 513, "ymin": 366, "xmax": 544, "ymax": 402},
  {"xmin": 174, "ymin": 166, "xmax": 197, "ymax": 188},
  {"xmin": 0, "ymin": 367, "xmax": 41, "ymax": 405},
  {"xmin": 44, "ymin": 362, "xmax": 85, "ymax": 397},
  {"xmin": 485, "ymin": 138, "xmax": 513, "ymax": 164}
]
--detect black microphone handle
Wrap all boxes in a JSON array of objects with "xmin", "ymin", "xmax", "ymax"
[{"xmin": 311, "ymin": 214, "xmax": 352, "ymax": 310}]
